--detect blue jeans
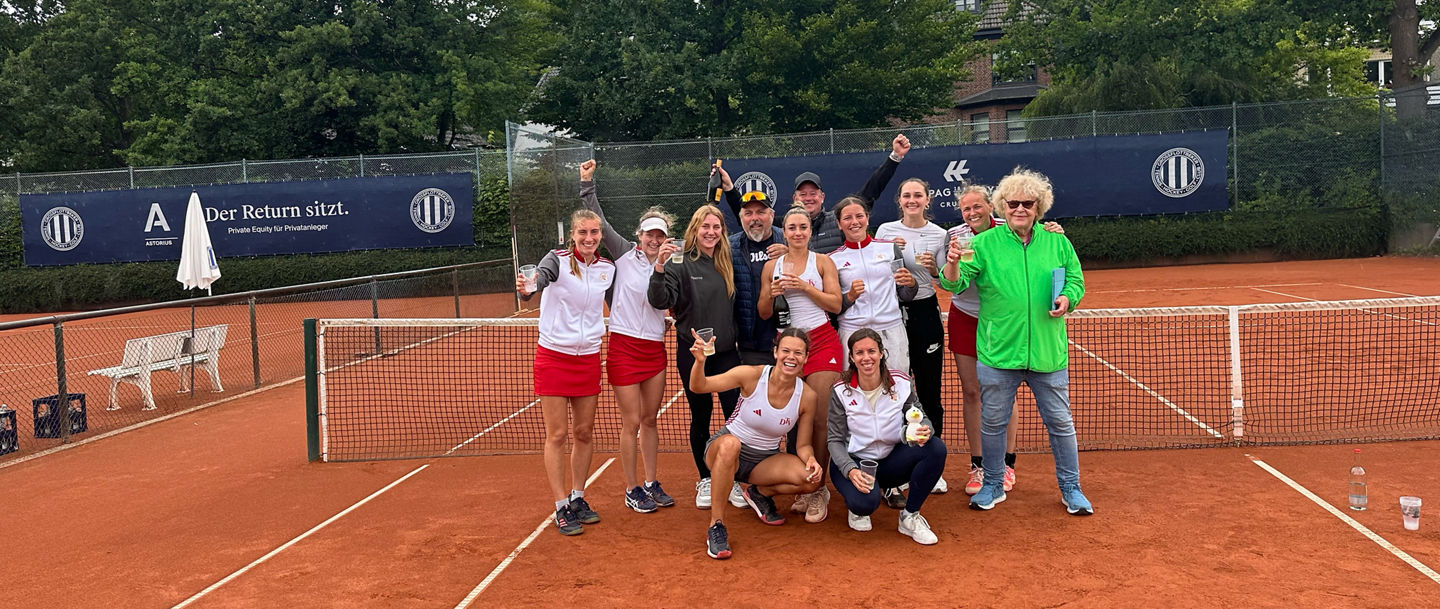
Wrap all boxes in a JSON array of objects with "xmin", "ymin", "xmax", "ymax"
[
  {"xmin": 829, "ymin": 438, "xmax": 947, "ymax": 516},
  {"xmin": 976, "ymin": 363, "xmax": 1080, "ymax": 489}
]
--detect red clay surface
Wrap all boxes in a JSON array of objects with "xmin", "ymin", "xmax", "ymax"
[{"xmin": 2, "ymin": 256, "xmax": 1439, "ymax": 608}]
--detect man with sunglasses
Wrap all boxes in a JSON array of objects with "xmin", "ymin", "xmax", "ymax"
[
  {"xmin": 939, "ymin": 168, "xmax": 1093, "ymax": 517},
  {"xmin": 712, "ymin": 164, "xmax": 787, "ymax": 366}
]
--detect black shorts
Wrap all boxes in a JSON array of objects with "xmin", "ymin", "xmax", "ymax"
[{"xmin": 706, "ymin": 427, "xmax": 781, "ymax": 483}]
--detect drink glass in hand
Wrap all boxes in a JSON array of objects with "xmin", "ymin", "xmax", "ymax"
[
  {"xmin": 669, "ymin": 239, "xmax": 685, "ymax": 264},
  {"xmin": 696, "ymin": 327, "xmax": 716, "ymax": 356},
  {"xmin": 858, "ymin": 459, "xmax": 879, "ymax": 491},
  {"xmin": 956, "ymin": 235, "xmax": 974, "ymax": 263},
  {"xmin": 519, "ymin": 264, "xmax": 538, "ymax": 292}
]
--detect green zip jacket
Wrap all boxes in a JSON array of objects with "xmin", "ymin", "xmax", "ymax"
[{"xmin": 938, "ymin": 224, "xmax": 1084, "ymax": 372}]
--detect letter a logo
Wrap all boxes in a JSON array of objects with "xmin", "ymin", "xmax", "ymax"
[{"xmin": 144, "ymin": 203, "xmax": 171, "ymax": 233}]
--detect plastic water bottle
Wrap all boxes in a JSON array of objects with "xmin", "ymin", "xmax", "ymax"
[{"xmin": 1348, "ymin": 448, "xmax": 1367, "ymax": 511}]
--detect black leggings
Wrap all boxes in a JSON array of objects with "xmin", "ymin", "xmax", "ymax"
[
  {"xmin": 901, "ymin": 296, "xmax": 946, "ymax": 436},
  {"xmin": 676, "ymin": 344, "xmax": 742, "ymax": 479}
]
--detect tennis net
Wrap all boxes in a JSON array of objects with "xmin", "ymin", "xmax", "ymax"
[{"xmin": 304, "ymin": 296, "xmax": 1440, "ymax": 462}]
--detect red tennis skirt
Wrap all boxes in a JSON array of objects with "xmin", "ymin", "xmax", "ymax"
[
  {"xmin": 606, "ymin": 332, "xmax": 667, "ymax": 386},
  {"xmin": 800, "ymin": 322, "xmax": 844, "ymax": 376},
  {"xmin": 534, "ymin": 345, "xmax": 602, "ymax": 397},
  {"xmin": 946, "ymin": 307, "xmax": 979, "ymax": 358}
]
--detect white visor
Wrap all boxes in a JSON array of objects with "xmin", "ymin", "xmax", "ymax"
[{"xmin": 637, "ymin": 217, "xmax": 669, "ymax": 236}]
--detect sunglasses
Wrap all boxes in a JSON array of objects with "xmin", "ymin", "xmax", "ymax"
[
  {"xmin": 741, "ymin": 191, "xmax": 769, "ymax": 203},
  {"xmin": 1006, "ymin": 199, "xmax": 1037, "ymax": 210}
]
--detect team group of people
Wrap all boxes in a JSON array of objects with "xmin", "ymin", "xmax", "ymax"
[{"xmin": 516, "ymin": 134, "xmax": 1093, "ymax": 559}]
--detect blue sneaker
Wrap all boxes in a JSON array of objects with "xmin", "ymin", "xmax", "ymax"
[
  {"xmin": 625, "ymin": 486, "xmax": 658, "ymax": 513},
  {"xmin": 644, "ymin": 481, "xmax": 675, "ymax": 508},
  {"xmin": 1060, "ymin": 484, "xmax": 1093, "ymax": 516},
  {"xmin": 969, "ymin": 482, "xmax": 1006, "ymax": 511}
]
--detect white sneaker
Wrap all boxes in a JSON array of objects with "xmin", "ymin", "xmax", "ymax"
[
  {"xmin": 695, "ymin": 478, "xmax": 712, "ymax": 509},
  {"xmin": 728, "ymin": 482, "xmax": 747, "ymax": 508},
  {"xmin": 805, "ymin": 486, "xmax": 830, "ymax": 523},
  {"xmin": 933, "ymin": 476, "xmax": 949, "ymax": 494},
  {"xmin": 898, "ymin": 511, "xmax": 938, "ymax": 545},
  {"xmin": 790, "ymin": 492, "xmax": 811, "ymax": 514},
  {"xmin": 847, "ymin": 510, "xmax": 872, "ymax": 532}
]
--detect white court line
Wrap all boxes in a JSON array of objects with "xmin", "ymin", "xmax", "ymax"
[
  {"xmin": 1248, "ymin": 456, "xmax": 1440, "ymax": 586},
  {"xmin": 171, "ymin": 464, "xmax": 432, "ymax": 609},
  {"xmin": 1087, "ymin": 283, "xmax": 1324, "ymax": 294},
  {"xmin": 453, "ymin": 458, "xmax": 617, "ymax": 609},
  {"xmin": 1250, "ymin": 288, "xmax": 1439, "ymax": 328},
  {"xmin": 1249, "ymin": 287, "xmax": 1312, "ymax": 301},
  {"xmin": 444, "ymin": 399, "xmax": 540, "ymax": 455},
  {"xmin": 1338, "ymin": 284, "xmax": 1420, "ymax": 298},
  {"xmin": 1070, "ymin": 341, "xmax": 1225, "ymax": 439}
]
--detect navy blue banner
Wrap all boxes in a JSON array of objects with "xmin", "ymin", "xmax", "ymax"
[
  {"xmin": 720, "ymin": 130, "xmax": 1229, "ymax": 227},
  {"xmin": 22, "ymin": 173, "xmax": 474, "ymax": 266}
]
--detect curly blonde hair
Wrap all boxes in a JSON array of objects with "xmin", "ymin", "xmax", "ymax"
[{"xmin": 992, "ymin": 168, "xmax": 1054, "ymax": 219}]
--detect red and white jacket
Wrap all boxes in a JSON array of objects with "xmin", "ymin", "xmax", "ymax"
[
  {"xmin": 829, "ymin": 236, "xmax": 917, "ymax": 333},
  {"xmin": 526, "ymin": 248, "xmax": 615, "ymax": 355}
]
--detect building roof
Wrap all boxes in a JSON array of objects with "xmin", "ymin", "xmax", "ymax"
[
  {"xmin": 955, "ymin": 83, "xmax": 1046, "ymax": 109},
  {"xmin": 976, "ymin": 1, "xmax": 1036, "ymax": 37}
]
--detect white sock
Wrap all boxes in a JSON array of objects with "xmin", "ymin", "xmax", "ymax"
[
  {"xmin": 644, "ymin": 480, "xmax": 657, "ymax": 488},
  {"xmin": 570, "ymin": 489, "xmax": 585, "ymax": 501},
  {"xmin": 555, "ymin": 499, "xmax": 569, "ymax": 511}
]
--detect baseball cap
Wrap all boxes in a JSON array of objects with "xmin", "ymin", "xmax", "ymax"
[
  {"xmin": 794, "ymin": 172, "xmax": 823, "ymax": 191},
  {"xmin": 740, "ymin": 190, "xmax": 774, "ymax": 208},
  {"xmin": 637, "ymin": 216, "xmax": 669, "ymax": 235}
]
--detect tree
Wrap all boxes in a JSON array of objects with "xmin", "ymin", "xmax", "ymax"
[
  {"xmin": 1388, "ymin": 0, "xmax": 1440, "ymax": 119},
  {"xmin": 528, "ymin": 0, "xmax": 981, "ymax": 141},
  {"xmin": 998, "ymin": 0, "xmax": 1378, "ymax": 116},
  {"xmin": 0, "ymin": 0, "xmax": 557, "ymax": 172}
]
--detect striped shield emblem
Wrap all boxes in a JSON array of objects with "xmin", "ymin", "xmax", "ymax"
[
  {"xmin": 1151, "ymin": 147, "xmax": 1205, "ymax": 198},
  {"xmin": 40, "ymin": 206, "xmax": 85, "ymax": 251}
]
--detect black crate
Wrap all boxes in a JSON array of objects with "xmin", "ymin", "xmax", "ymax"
[
  {"xmin": 33, "ymin": 393, "xmax": 87, "ymax": 439},
  {"xmin": 0, "ymin": 408, "xmax": 16, "ymax": 456}
]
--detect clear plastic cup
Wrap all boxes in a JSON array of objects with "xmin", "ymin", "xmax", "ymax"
[
  {"xmin": 696, "ymin": 327, "xmax": 715, "ymax": 356},
  {"xmin": 1400, "ymin": 496, "xmax": 1421, "ymax": 530},
  {"xmin": 518, "ymin": 264, "xmax": 538, "ymax": 292},
  {"xmin": 669, "ymin": 239, "xmax": 685, "ymax": 264},
  {"xmin": 858, "ymin": 459, "xmax": 879, "ymax": 489}
]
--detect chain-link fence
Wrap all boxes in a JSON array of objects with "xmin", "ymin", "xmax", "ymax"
[
  {"xmin": 0, "ymin": 258, "xmax": 517, "ymax": 464},
  {"xmin": 505, "ymin": 122, "xmax": 595, "ymax": 266}
]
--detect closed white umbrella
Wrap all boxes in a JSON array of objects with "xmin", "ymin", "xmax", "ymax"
[
  {"xmin": 175, "ymin": 191, "xmax": 221, "ymax": 398},
  {"xmin": 176, "ymin": 191, "xmax": 221, "ymax": 294}
]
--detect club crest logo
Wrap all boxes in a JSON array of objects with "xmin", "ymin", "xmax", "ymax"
[
  {"xmin": 40, "ymin": 206, "xmax": 84, "ymax": 251},
  {"xmin": 1151, "ymin": 147, "xmax": 1205, "ymax": 198},
  {"xmin": 734, "ymin": 171, "xmax": 778, "ymax": 203},
  {"xmin": 410, "ymin": 188, "xmax": 455, "ymax": 233}
]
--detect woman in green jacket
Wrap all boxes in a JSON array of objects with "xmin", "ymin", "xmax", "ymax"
[{"xmin": 938, "ymin": 168, "xmax": 1093, "ymax": 516}]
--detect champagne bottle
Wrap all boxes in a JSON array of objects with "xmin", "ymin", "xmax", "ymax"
[
  {"xmin": 708, "ymin": 159, "xmax": 724, "ymax": 202},
  {"xmin": 774, "ymin": 293, "xmax": 791, "ymax": 329}
]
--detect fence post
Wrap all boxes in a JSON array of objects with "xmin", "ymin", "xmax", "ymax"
[
  {"xmin": 829, "ymin": 128, "xmax": 835, "ymax": 153},
  {"xmin": 14, "ymin": 171, "xmax": 19, "ymax": 197},
  {"xmin": 128, "ymin": 166, "xmax": 135, "ymax": 189},
  {"xmin": 1231, "ymin": 101, "xmax": 1240, "ymax": 207},
  {"xmin": 707, "ymin": 137, "xmax": 714, "ymax": 161},
  {"xmin": 54, "ymin": 322, "xmax": 69, "ymax": 442},
  {"xmin": 249, "ymin": 295, "xmax": 261, "ymax": 388},
  {"xmin": 241, "ymin": 159, "xmax": 248, "ymax": 183},
  {"xmin": 452, "ymin": 268, "xmax": 461, "ymax": 318},
  {"xmin": 1091, "ymin": 110, "xmax": 1097, "ymax": 137},
  {"xmin": 1378, "ymin": 92, "xmax": 1386, "ymax": 190},
  {"xmin": 957, "ymin": 119, "xmax": 963, "ymax": 144},
  {"xmin": 358, "ymin": 153, "xmax": 365, "ymax": 177}
]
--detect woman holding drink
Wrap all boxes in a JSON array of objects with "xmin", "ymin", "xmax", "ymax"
[
  {"xmin": 688, "ymin": 327, "xmax": 824, "ymax": 559},
  {"xmin": 875, "ymin": 178, "xmax": 950, "ymax": 493},
  {"xmin": 946, "ymin": 185, "xmax": 1066, "ymax": 495},
  {"xmin": 516, "ymin": 208, "xmax": 615, "ymax": 536},
  {"xmin": 648, "ymin": 205, "xmax": 744, "ymax": 509},
  {"xmin": 827, "ymin": 329, "xmax": 946, "ymax": 545},
  {"xmin": 574, "ymin": 159, "xmax": 677, "ymax": 512}
]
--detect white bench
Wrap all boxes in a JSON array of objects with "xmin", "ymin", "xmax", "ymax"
[{"xmin": 87, "ymin": 325, "xmax": 228, "ymax": 410}]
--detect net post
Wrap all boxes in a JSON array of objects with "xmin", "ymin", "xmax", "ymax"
[
  {"xmin": 452, "ymin": 268, "xmax": 461, "ymax": 318},
  {"xmin": 304, "ymin": 319, "xmax": 320, "ymax": 462},
  {"xmin": 370, "ymin": 279, "xmax": 381, "ymax": 355},
  {"xmin": 54, "ymin": 321, "xmax": 70, "ymax": 443},
  {"xmin": 1228, "ymin": 306, "xmax": 1245, "ymax": 445},
  {"xmin": 249, "ymin": 296, "xmax": 260, "ymax": 388}
]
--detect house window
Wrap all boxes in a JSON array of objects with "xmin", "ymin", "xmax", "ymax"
[
  {"xmin": 970, "ymin": 113, "xmax": 990, "ymax": 144},
  {"xmin": 956, "ymin": 0, "xmax": 982, "ymax": 12},
  {"xmin": 1005, "ymin": 109, "xmax": 1026, "ymax": 143},
  {"xmin": 1364, "ymin": 59, "xmax": 1393, "ymax": 89}
]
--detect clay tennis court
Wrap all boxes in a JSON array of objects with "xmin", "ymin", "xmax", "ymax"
[{"xmin": 2, "ymin": 257, "xmax": 1438, "ymax": 608}]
